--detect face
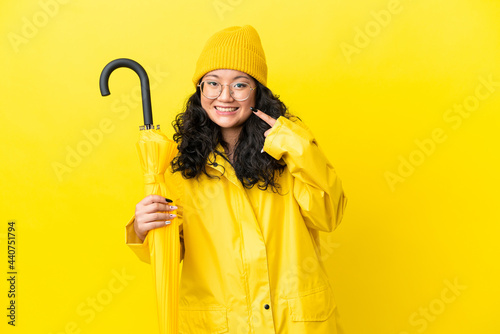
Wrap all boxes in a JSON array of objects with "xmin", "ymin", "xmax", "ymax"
[{"xmin": 199, "ymin": 69, "xmax": 256, "ymax": 137}]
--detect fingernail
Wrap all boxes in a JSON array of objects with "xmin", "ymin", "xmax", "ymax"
[
  {"xmin": 165, "ymin": 198, "xmax": 173, "ymax": 203},
  {"xmin": 170, "ymin": 205, "xmax": 178, "ymax": 210},
  {"xmin": 250, "ymin": 107, "xmax": 257, "ymax": 112},
  {"xmin": 165, "ymin": 221, "xmax": 171, "ymax": 225},
  {"xmin": 169, "ymin": 214, "xmax": 177, "ymax": 218}
]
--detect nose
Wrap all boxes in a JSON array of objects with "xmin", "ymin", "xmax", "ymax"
[{"xmin": 217, "ymin": 84, "xmax": 234, "ymax": 102}]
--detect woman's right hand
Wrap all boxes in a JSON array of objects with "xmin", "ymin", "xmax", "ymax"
[{"xmin": 134, "ymin": 195, "xmax": 177, "ymax": 242}]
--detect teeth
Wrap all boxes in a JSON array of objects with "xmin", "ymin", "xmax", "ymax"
[{"xmin": 216, "ymin": 107, "xmax": 238, "ymax": 112}]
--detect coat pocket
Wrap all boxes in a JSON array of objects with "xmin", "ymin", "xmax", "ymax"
[
  {"xmin": 179, "ymin": 305, "xmax": 228, "ymax": 334},
  {"xmin": 287, "ymin": 286, "xmax": 336, "ymax": 322}
]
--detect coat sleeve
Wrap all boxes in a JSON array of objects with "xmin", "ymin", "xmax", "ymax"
[
  {"xmin": 263, "ymin": 116, "xmax": 347, "ymax": 232},
  {"xmin": 124, "ymin": 169, "xmax": 185, "ymax": 264}
]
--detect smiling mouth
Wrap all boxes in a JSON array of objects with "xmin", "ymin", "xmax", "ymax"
[{"xmin": 215, "ymin": 106, "xmax": 239, "ymax": 112}]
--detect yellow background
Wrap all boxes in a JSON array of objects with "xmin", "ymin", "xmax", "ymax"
[{"xmin": 1, "ymin": 0, "xmax": 499, "ymax": 333}]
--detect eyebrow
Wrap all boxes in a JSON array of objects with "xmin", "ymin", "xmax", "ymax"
[{"xmin": 204, "ymin": 74, "xmax": 251, "ymax": 80}]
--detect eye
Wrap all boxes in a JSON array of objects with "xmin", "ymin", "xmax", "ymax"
[
  {"xmin": 206, "ymin": 81, "xmax": 220, "ymax": 87},
  {"xmin": 232, "ymin": 82, "xmax": 249, "ymax": 89}
]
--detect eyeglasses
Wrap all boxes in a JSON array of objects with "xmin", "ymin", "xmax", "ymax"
[{"xmin": 197, "ymin": 80, "xmax": 256, "ymax": 101}]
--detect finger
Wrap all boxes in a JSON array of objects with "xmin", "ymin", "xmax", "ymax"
[
  {"xmin": 251, "ymin": 108, "xmax": 276, "ymax": 127},
  {"xmin": 137, "ymin": 217, "xmax": 176, "ymax": 237},
  {"xmin": 145, "ymin": 219, "xmax": 175, "ymax": 231},
  {"xmin": 142, "ymin": 212, "xmax": 177, "ymax": 224},
  {"xmin": 264, "ymin": 128, "xmax": 272, "ymax": 138},
  {"xmin": 139, "ymin": 194, "xmax": 172, "ymax": 206},
  {"xmin": 142, "ymin": 202, "xmax": 177, "ymax": 214}
]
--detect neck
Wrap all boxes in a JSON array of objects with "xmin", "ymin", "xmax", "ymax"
[{"xmin": 221, "ymin": 128, "xmax": 241, "ymax": 163}]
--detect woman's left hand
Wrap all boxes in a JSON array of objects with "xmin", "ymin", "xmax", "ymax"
[{"xmin": 252, "ymin": 108, "xmax": 276, "ymax": 137}]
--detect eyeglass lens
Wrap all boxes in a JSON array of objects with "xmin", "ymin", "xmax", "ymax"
[{"xmin": 200, "ymin": 81, "xmax": 252, "ymax": 101}]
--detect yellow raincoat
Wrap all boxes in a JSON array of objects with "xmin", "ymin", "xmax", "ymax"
[{"xmin": 126, "ymin": 116, "xmax": 347, "ymax": 333}]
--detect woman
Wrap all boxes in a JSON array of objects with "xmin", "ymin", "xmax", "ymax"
[{"xmin": 126, "ymin": 25, "xmax": 347, "ymax": 333}]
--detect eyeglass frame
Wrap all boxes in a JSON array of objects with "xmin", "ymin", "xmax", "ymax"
[{"xmin": 197, "ymin": 80, "xmax": 257, "ymax": 102}]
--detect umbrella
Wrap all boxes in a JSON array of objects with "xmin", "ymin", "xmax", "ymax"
[{"xmin": 99, "ymin": 58, "xmax": 179, "ymax": 334}]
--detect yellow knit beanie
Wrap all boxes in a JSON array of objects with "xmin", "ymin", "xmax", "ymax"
[{"xmin": 192, "ymin": 25, "xmax": 267, "ymax": 87}]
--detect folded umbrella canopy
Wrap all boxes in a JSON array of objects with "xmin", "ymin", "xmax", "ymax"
[{"xmin": 100, "ymin": 58, "xmax": 179, "ymax": 334}]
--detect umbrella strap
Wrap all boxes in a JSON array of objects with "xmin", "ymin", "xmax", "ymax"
[{"xmin": 144, "ymin": 174, "xmax": 165, "ymax": 184}]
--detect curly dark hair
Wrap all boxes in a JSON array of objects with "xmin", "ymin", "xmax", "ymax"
[{"xmin": 171, "ymin": 79, "xmax": 293, "ymax": 192}]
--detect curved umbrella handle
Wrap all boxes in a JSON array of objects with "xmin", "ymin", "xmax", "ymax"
[{"xmin": 99, "ymin": 58, "xmax": 153, "ymax": 127}]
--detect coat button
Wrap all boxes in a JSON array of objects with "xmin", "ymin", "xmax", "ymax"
[
  {"xmin": 264, "ymin": 304, "xmax": 270, "ymax": 310},
  {"xmin": 213, "ymin": 162, "xmax": 218, "ymax": 167}
]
